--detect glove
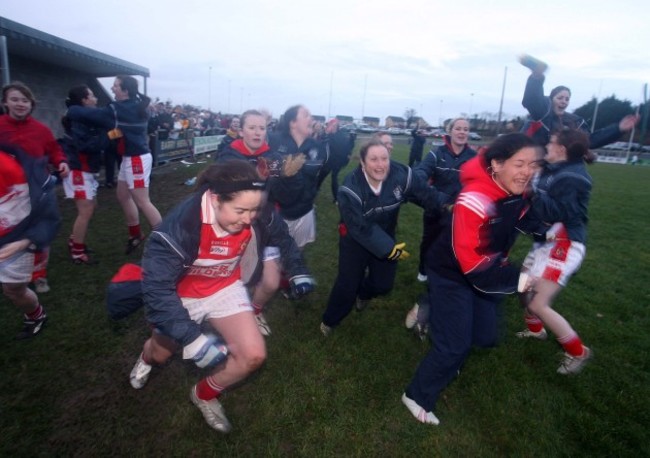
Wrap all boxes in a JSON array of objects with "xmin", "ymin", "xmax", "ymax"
[
  {"xmin": 183, "ymin": 334, "xmax": 229, "ymax": 369},
  {"xmin": 287, "ymin": 275, "xmax": 316, "ymax": 300},
  {"xmin": 387, "ymin": 243, "xmax": 410, "ymax": 261},
  {"xmin": 281, "ymin": 153, "xmax": 306, "ymax": 177},
  {"xmin": 107, "ymin": 128, "xmax": 123, "ymax": 140}
]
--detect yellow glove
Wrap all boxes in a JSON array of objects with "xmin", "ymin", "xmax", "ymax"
[
  {"xmin": 387, "ymin": 242, "xmax": 410, "ymax": 261},
  {"xmin": 281, "ymin": 153, "xmax": 307, "ymax": 177}
]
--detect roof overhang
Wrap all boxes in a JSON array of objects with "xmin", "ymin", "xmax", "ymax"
[{"xmin": 0, "ymin": 16, "xmax": 149, "ymax": 78}]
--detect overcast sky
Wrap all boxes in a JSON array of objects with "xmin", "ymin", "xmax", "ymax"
[{"xmin": 3, "ymin": 0, "xmax": 649, "ymax": 124}]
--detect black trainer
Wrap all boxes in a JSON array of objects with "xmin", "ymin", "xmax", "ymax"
[{"xmin": 16, "ymin": 313, "xmax": 48, "ymax": 340}]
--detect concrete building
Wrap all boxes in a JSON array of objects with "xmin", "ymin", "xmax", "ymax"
[{"xmin": 0, "ymin": 16, "xmax": 149, "ymax": 137}]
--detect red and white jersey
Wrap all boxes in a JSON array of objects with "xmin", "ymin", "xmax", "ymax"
[
  {"xmin": 176, "ymin": 191, "xmax": 251, "ymax": 299},
  {"xmin": 0, "ymin": 152, "xmax": 31, "ymax": 238}
]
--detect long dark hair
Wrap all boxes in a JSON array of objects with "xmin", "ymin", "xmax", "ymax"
[
  {"xmin": 62, "ymin": 85, "xmax": 91, "ymax": 132},
  {"xmin": 277, "ymin": 105, "xmax": 303, "ymax": 136},
  {"xmin": 115, "ymin": 75, "xmax": 151, "ymax": 118}
]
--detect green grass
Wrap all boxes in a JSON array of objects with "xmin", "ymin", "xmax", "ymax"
[{"xmin": 1, "ymin": 146, "xmax": 649, "ymax": 457}]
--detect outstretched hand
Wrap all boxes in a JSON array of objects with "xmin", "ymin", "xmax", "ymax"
[{"xmin": 619, "ymin": 114, "xmax": 640, "ymax": 133}]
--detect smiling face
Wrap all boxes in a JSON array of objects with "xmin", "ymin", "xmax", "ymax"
[
  {"xmin": 449, "ymin": 119, "xmax": 470, "ymax": 149},
  {"xmin": 111, "ymin": 78, "xmax": 129, "ymax": 101},
  {"xmin": 4, "ymin": 89, "xmax": 33, "ymax": 120},
  {"xmin": 361, "ymin": 144, "xmax": 390, "ymax": 187},
  {"xmin": 551, "ymin": 89, "xmax": 571, "ymax": 116},
  {"xmin": 212, "ymin": 190, "xmax": 263, "ymax": 234},
  {"xmin": 491, "ymin": 146, "xmax": 540, "ymax": 195},
  {"xmin": 240, "ymin": 114, "xmax": 267, "ymax": 152}
]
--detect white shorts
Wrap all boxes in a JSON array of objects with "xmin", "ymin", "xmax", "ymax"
[
  {"xmin": 284, "ymin": 208, "xmax": 316, "ymax": 249},
  {"xmin": 262, "ymin": 246, "xmax": 281, "ymax": 261},
  {"xmin": 63, "ymin": 170, "xmax": 99, "ymax": 200},
  {"xmin": 118, "ymin": 153, "xmax": 152, "ymax": 189},
  {"xmin": 0, "ymin": 250, "xmax": 34, "ymax": 283},
  {"xmin": 523, "ymin": 240, "xmax": 586, "ymax": 287},
  {"xmin": 180, "ymin": 280, "xmax": 253, "ymax": 323}
]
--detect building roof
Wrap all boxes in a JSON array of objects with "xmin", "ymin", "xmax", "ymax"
[{"xmin": 0, "ymin": 16, "xmax": 149, "ymax": 78}]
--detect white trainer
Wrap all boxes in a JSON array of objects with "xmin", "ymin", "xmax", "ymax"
[
  {"xmin": 319, "ymin": 322, "xmax": 332, "ymax": 337},
  {"xmin": 405, "ymin": 303, "xmax": 419, "ymax": 329},
  {"xmin": 190, "ymin": 386, "xmax": 232, "ymax": 433},
  {"xmin": 129, "ymin": 353, "xmax": 152, "ymax": 389},
  {"xmin": 515, "ymin": 328, "xmax": 548, "ymax": 340},
  {"xmin": 401, "ymin": 393, "xmax": 440, "ymax": 425},
  {"xmin": 557, "ymin": 346, "xmax": 592, "ymax": 375},
  {"xmin": 416, "ymin": 273, "xmax": 428, "ymax": 282},
  {"xmin": 255, "ymin": 313, "xmax": 271, "ymax": 336},
  {"xmin": 34, "ymin": 278, "xmax": 50, "ymax": 294}
]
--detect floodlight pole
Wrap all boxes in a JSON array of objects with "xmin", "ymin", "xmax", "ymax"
[{"xmin": 497, "ymin": 66, "xmax": 507, "ymax": 134}]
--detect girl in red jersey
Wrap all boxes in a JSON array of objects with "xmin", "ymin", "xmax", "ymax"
[
  {"xmin": 128, "ymin": 160, "xmax": 312, "ymax": 434},
  {"xmin": 0, "ymin": 82, "xmax": 70, "ymax": 294}
]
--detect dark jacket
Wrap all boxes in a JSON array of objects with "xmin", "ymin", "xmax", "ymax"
[
  {"xmin": 427, "ymin": 155, "xmax": 540, "ymax": 294},
  {"xmin": 67, "ymin": 99, "xmax": 150, "ymax": 156},
  {"xmin": 337, "ymin": 161, "xmax": 440, "ymax": 259},
  {"xmin": 141, "ymin": 188, "xmax": 309, "ymax": 346},
  {"xmin": 215, "ymin": 139, "xmax": 283, "ymax": 179},
  {"xmin": 521, "ymin": 75, "xmax": 622, "ymax": 148},
  {"xmin": 414, "ymin": 135, "xmax": 477, "ymax": 206},
  {"xmin": 59, "ymin": 117, "xmax": 108, "ymax": 173},
  {"xmin": 268, "ymin": 133, "xmax": 329, "ymax": 220},
  {"xmin": 530, "ymin": 160, "xmax": 592, "ymax": 244},
  {"xmin": 0, "ymin": 143, "xmax": 60, "ymax": 250}
]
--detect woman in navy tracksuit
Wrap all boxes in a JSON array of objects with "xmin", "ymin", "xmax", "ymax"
[
  {"xmin": 520, "ymin": 58, "xmax": 638, "ymax": 148},
  {"xmin": 66, "ymin": 75, "xmax": 162, "ymax": 254},
  {"xmin": 402, "ymin": 133, "xmax": 542, "ymax": 425},
  {"xmin": 268, "ymin": 104, "xmax": 328, "ymax": 249},
  {"xmin": 320, "ymin": 138, "xmax": 440, "ymax": 335}
]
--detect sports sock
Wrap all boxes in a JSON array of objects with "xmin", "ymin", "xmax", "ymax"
[
  {"xmin": 72, "ymin": 242, "xmax": 86, "ymax": 257},
  {"xmin": 128, "ymin": 224, "xmax": 142, "ymax": 238},
  {"xmin": 26, "ymin": 304, "xmax": 45, "ymax": 320},
  {"xmin": 524, "ymin": 313, "xmax": 544, "ymax": 333},
  {"xmin": 196, "ymin": 376, "xmax": 225, "ymax": 400},
  {"xmin": 557, "ymin": 333, "xmax": 585, "ymax": 357}
]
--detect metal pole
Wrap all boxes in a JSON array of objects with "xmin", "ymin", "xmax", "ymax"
[
  {"xmin": 327, "ymin": 71, "xmax": 333, "ymax": 119},
  {"xmin": 208, "ymin": 66, "xmax": 212, "ymax": 111},
  {"xmin": 591, "ymin": 80, "xmax": 603, "ymax": 131},
  {"xmin": 361, "ymin": 74, "xmax": 367, "ymax": 119},
  {"xmin": 497, "ymin": 66, "xmax": 507, "ymax": 134},
  {"xmin": 0, "ymin": 36, "xmax": 10, "ymax": 86}
]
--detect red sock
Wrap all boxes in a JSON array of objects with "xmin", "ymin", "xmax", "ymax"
[
  {"xmin": 251, "ymin": 302, "xmax": 263, "ymax": 315},
  {"xmin": 558, "ymin": 334, "xmax": 584, "ymax": 357},
  {"xmin": 524, "ymin": 314, "xmax": 544, "ymax": 333},
  {"xmin": 26, "ymin": 304, "xmax": 44, "ymax": 320},
  {"xmin": 195, "ymin": 376, "xmax": 225, "ymax": 401},
  {"xmin": 128, "ymin": 224, "xmax": 142, "ymax": 238},
  {"xmin": 72, "ymin": 242, "xmax": 86, "ymax": 257}
]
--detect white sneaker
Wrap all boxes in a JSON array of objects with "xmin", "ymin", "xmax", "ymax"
[
  {"xmin": 401, "ymin": 393, "xmax": 440, "ymax": 425},
  {"xmin": 255, "ymin": 313, "xmax": 271, "ymax": 336},
  {"xmin": 320, "ymin": 322, "xmax": 332, "ymax": 337},
  {"xmin": 515, "ymin": 328, "xmax": 548, "ymax": 340},
  {"xmin": 355, "ymin": 298, "xmax": 370, "ymax": 312},
  {"xmin": 405, "ymin": 303, "xmax": 419, "ymax": 329},
  {"xmin": 34, "ymin": 278, "xmax": 50, "ymax": 294},
  {"xmin": 129, "ymin": 353, "xmax": 152, "ymax": 389},
  {"xmin": 417, "ymin": 273, "xmax": 428, "ymax": 282},
  {"xmin": 557, "ymin": 346, "xmax": 592, "ymax": 375},
  {"xmin": 190, "ymin": 386, "xmax": 232, "ymax": 433}
]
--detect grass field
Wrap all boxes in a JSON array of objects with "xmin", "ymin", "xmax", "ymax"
[{"xmin": 1, "ymin": 142, "xmax": 649, "ymax": 457}]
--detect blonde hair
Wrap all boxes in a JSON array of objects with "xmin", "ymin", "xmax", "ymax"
[{"xmin": 446, "ymin": 117, "xmax": 468, "ymax": 134}]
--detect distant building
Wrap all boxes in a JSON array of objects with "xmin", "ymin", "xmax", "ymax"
[
  {"xmin": 312, "ymin": 115, "xmax": 326, "ymax": 122},
  {"xmin": 0, "ymin": 16, "xmax": 149, "ymax": 136},
  {"xmin": 385, "ymin": 116, "xmax": 406, "ymax": 128},
  {"xmin": 362, "ymin": 116, "xmax": 380, "ymax": 127},
  {"xmin": 336, "ymin": 115, "xmax": 354, "ymax": 124}
]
